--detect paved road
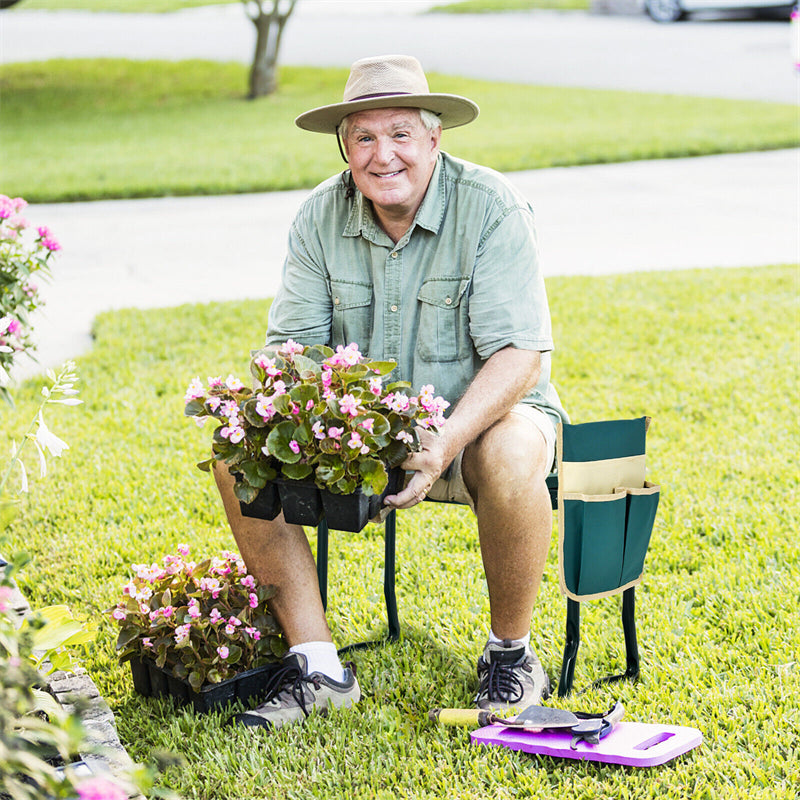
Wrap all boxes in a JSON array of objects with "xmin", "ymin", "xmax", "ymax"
[{"xmin": 2, "ymin": 4, "xmax": 799, "ymax": 102}]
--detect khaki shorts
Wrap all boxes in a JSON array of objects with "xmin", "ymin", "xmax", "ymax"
[{"xmin": 425, "ymin": 404, "xmax": 557, "ymax": 511}]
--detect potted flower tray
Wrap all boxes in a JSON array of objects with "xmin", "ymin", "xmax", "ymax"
[{"xmin": 128, "ymin": 657, "xmax": 279, "ymax": 714}]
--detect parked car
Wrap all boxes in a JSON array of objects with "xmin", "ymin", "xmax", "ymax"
[{"xmin": 643, "ymin": 0, "xmax": 794, "ymax": 22}]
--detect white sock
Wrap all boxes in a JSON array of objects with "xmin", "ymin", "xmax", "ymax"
[
  {"xmin": 289, "ymin": 641, "xmax": 346, "ymax": 682},
  {"xmin": 488, "ymin": 629, "xmax": 530, "ymax": 650}
]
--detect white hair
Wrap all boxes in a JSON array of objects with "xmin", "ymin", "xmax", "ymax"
[{"xmin": 337, "ymin": 107, "xmax": 442, "ymax": 141}]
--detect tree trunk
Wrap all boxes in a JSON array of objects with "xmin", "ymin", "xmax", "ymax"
[{"xmin": 244, "ymin": 0, "xmax": 297, "ymax": 99}]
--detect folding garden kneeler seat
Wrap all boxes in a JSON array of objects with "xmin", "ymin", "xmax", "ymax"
[
  {"xmin": 555, "ymin": 416, "xmax": 660, "ymax": 696},
  {"xmin": 314, "ymin": 416, "xmax": 659, "ymax": 696}
]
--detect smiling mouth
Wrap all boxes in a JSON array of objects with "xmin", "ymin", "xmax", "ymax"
[{"xmin": 374, "ymin": 170, "xmax": 403, "ymax": 178}]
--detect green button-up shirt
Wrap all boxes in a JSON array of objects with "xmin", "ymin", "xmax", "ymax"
[{"xmin": 266, "ymin": 151, "xmax": 568, "ymax": 428}]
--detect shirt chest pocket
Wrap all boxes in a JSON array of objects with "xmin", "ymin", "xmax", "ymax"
[
  {"xmin": 416, "ymin": 276, "xmax": 471, "ymax": 363},
  {"xmin": 331, "ymin": 280, "xmax": 373, "ymax": 350}
]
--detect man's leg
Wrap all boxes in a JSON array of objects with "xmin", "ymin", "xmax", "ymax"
[
  {"xmin": 213, "ymin": 463, "xmax": 331, "ymax": 646},
  {"xmin": 214, "ymin": 464, "xmax": 361, "ymax": 730},
  {"xmin": 461, "ymin": 410, "xmax": 553, "ymax": 710}
]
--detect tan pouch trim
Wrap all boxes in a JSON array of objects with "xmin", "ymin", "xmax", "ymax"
[{"xmin": 560, "ymin": 454, "xmax": 646, "ymax": 496}]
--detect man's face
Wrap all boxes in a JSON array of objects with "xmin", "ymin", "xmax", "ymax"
[{"xmin": 343, "ymin": 108, "xmax": 441, "ymax": 228}]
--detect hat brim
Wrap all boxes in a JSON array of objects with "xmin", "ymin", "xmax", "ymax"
[{"xmin": 295, "ymin": 93, "xmax": 479, "ymax": 134}]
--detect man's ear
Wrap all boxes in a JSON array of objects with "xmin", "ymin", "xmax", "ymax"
[{"xmin": 430, "ymin": 126, "xmax": 442, "ymax": 154}]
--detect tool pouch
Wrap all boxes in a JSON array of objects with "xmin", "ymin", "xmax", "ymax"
[{"xmin": 557, "ymin": 417, "xmax": 660, "ymax": 602}]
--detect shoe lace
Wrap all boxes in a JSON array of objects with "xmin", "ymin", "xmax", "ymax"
[
  {"xmin": 262, "ymin": 661, "xmax": 322, "ymax": 718},
  {"xmin": 477, "ymin": 656, "xmax": 528, "ymax": 704}
]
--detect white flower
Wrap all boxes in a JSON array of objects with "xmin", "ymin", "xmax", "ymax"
[{"xmin": 35, "ymin": 412, "xmax": 70, "ymax": 458}]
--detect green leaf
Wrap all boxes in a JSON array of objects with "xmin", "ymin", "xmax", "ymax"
[
  {"xmin": 365, "ymin": 360, "xmax": 397, "ymax": 376},
  {"xmin": 184, "ymin": 398, "xmax": 206, "ymax": 417},
  {"xmin": 266, "ymin": 421, "xmax": 302, "ymax": 463},
  {"xmin": 281, "ymin": 462, "xmax": 313, "ymax": 481},
  {"xmin": 291, "ymin": 354, "xmax": 320, "ymax": 378}
]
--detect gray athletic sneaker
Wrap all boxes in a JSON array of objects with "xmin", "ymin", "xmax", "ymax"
[
  {"xmin": 230, "ymin": 652, "xmax": 360, "ymax": 730},
  {"xmin": 475, "ymin": 640, "xmax": 550, "ymax": 713}
]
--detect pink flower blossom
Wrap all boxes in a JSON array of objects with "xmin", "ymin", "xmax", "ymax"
[
  {"xmin": 225, "ymin": 374, "xmax": 245, "ymax": 391},
  {"xmin": 347, "ymin": 432, "xmax": 364, "ymax": 450},
  {"xmin": 184, "ymin": 377, "xmax": 205, "ymax": 403},
  {"xmin": 217, "ymin": 645, "xmax": 229, "ymax": 659},
  {"xmin": 272, "ymin": 380, "xmax": 287, "ymax": 395},
  {"xmin": 359, "ymin": 417, "xmax": 375, "ymax": 432},
  {"xmin": 389, "ymin": 393, "xmax": 411, "ymax": 412},
  {"xmin": 208, "ymin": 376, "xmax": 224, "ymax": 388},
  {"xmin": 228, "ymin": 616, "xmax": 242, "ymax": 627},
  {"xmin": 326, "ymin": 342, "xmax": 361, "ymax": 367},
  {"xmin": 177, "ymin": 543, "xmax": 190, "ymax": 557},
  {"xmin": 369, "ymin": 376, "xmax": 383, "ymax": 395},
  {"xmin": 188, "ymin": 599, "xmax": 201, "ymax": 619},
  {"xmin": 245, "ymin": 627, "xmax": 262, "ymax": 641},
  {"xmin": 327, "ymin": 426, "xmax": 344, "ymax": 440},
  {"xmin": 76, "ymin": 776, "xmax": 128, "ymax": 800},
  {"xmin": 111, "ymin": 608, "xmax": 126, "ymax": 621},
  {"xmin": 210, "ymin": 608, "xmax": 223, "ymax": 624},
  {"xmin": 281, "ymin": 339, "xmax": 305, "ymax": 356},
  {"xmin": 339, "ymin": 393, "xmax": 361, "ymax": 417},
  {"xmin": 289, "ymin": 440, "xmax": 301, "ymax": 454},
  {"xmin": 174, "ymin": 624, "xmax": 191, "ymax": 644},
  {"xmin": 396, "ymin": 431, "xmax": 414, "ymax": 445},
  {"xmin": 249, "ymin": 592, "xmax": 258, "ymax": 609},
  {"xmin": 255, "ymin": 393, "xmax": 276, "ymax": 421},
  {"xmin": 312, "ymin": 421, "xmax": 325, "ymax": 440},
  {"xmin": 142, "ymin": 637, "xmax": 153, "ymax": 648},
  {"xmin": 240, "ymin": 574, "xmax": 256, "ymax": 589},
  {"xmin": 306, "ymin": 399, "xmax": 315, "ymax": 411}
]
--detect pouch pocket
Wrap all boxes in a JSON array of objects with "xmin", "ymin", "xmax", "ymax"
[
  {"xmin": 416, "ymin": 276, "xmax": 470, "ymax": 362},
  {"xmin": 331, "ymin": 280, "xmax": 373, "ymax": 349},
  {"xmin": 561, "ymin": 483, "xmax": 659, "ymax": 597}
]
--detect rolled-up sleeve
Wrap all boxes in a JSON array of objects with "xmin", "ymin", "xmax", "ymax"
[
  {"xmin": 266, "ymin": 219, "xmax": 333, "ymax": 347},
  {"xmin": 467, "ymin": 206, "xmax": 553, "ymax": 360}
]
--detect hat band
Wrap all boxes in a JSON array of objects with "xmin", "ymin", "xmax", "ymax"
[{"xmin": 348, "ymin": 91, "xmax": 413, "ymax": 102}]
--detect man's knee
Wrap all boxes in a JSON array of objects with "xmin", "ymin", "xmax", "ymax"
[{"xmin": 462, "ymin": 412, "xmax": 550, "ymax": 497}]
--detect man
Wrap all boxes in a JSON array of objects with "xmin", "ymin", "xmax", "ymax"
[{"xmin": 214, "ymin": 55, "xmax": 568, "ymax": 730}]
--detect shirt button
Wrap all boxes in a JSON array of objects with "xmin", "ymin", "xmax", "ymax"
[
  {"xmin": 390, "ymin": 305, "xmax": 398, "ymax": 312},
  {"xmin": 445, "ymin": 297, "xmax": 452, "ymax": 305},
  {"xmin": 333, "ymin": 297, "xmax": 340, "ymax": 305},
  {"xmin": 390, "ymin": 252, "xmax": 398, "ymax": 259}
]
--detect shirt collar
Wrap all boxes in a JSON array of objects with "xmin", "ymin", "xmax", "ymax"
[{"xmin": 342, "ymin": 153, "xmax": 446, "ymax": 242}]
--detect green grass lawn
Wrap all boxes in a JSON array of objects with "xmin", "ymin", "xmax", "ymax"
[
  {"xmin": 1, "ymin": 59, "xmax": 797, "ymax": 202},
  {"xmin": 2, "ymin": 264, "xmax": 797, "ymax": 799}
]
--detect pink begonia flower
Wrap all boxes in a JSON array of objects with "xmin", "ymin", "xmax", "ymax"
[
  {"xmin": 348, "ymin": 432, "xmax": 364, "ymax": 450},
  {"xmin": 210, "ymin": 608, "xmax": 223, "ymax": 624},
  {"xmin": 220, "ymin": 399, "xmax": 238, "ymax": 417},
  {"xmin": 0, "ymin": 585, "xmax": 14, "ymax": 613},
  {"xmin": 76, "ymin": 776, "xmax": 128, "ymax": 800},
  {"xmin": 207, "ymin": 375, "xmax": 224, "ymax": 387},
  {"xmin": 142, "ymin": 637, "xmax": 153, "ymax": 648},
  {"xmin": 389, "ymin": 393, "xmax": 411, "ymax": 413},
  {"xmin": 22, "ymin": 281, "xmax": 37, "ymax": 297},
  {"xmin": 246, "ymin": 627, "xmax": 262, "ymax": 641},
  {"xmin": 312, "ymin": 421, "xmax": 325, "ymax": 440},
  {"xmin": 327, "ymin": 426, "xmax": 344, "ymax": 440},
  {"xmin": 254, "ymin": 355, "xmax": 281, "ymax": 377},
  {"xmin": 221, "ymin": 425, "xmax": 245, "ymax": 444},
  {"xmin": 177, "ymin": 543, "xmax": 190, "ymax": 557},
  {"xmin": 281, "ymin": 339, "xmax": 305, "ymax": 356},
  {"xmin": 207, "ymin": 396, "xmax": 221, "ymax": 412},
  {"xmin": 249, "ymin": 592, "xmax": 258, "ymax": 609},
  {"xmin": 111, "ymin": 608, "xmax": 126, "ymax": 621},
  {"xmin": 359, "ymin": 417, "xmax": 375, "ymax": 432},
  {"xmin": 225, "ymin": 623, "xmax": 236, "ymax": 635},
  {"xmin": 327, "ymin": 342, "xmax": 361, "ymax": 367},
  {"xmin": 240, "ymin": 574, "xmax": 256, "ymax": 589},
  {"xmin": 6, "ymin": 319, "xmax": 20, "ymax": 336},
  {"xmin": 396, "ymin": 431, "xmax": 414, "ymax": 445},
  {"xmin": 321, "ymin": 367, "xmax": 333, "ymax": 388},
  {"xmin": 369, "ymin": 377, "xmax": 383, "ymax": 395},
  {"xmin": 228, "ymin": 616, "xmax": 242, "ymax": 627},
  {"xmin": 225, "ymin": 374, "xmax": 245, "ymax": 391},
  {"xmin": 174, "ymin": 624, "xmax": 191, "ymax": 644},
  {"xmin": 184, "ymin": 377, "xmax": 205, "ymax": 403},
  {"xmin": 217, "ymin": 646, "xmax": 229, "ymax": 659},
  {"xmin": 139, "ymin": 603, "xmax": 150, "ymax": 615},
  {"xmin": 306, "ymin": 399, "xmax": 315, "ymax": 411},
  {"xmin": 272, "ymin": 380, "xmax": 287, "ymax": 395},
  {"xmin": 289, "ymin": 440, "xmax": 301, "ymax": 454},
  {"xmin": 255, "ymin": 394, "xmax": 275, "ymax": 421},
  {"xmin": 188, "ymin": 599, "xmax": 201, "ymax": 619},
  {"xmin": 339, "ymin": 393, "xmax": 361, "ymax": 417}
]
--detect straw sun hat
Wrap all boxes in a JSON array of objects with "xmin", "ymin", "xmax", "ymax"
[{"xmin": 295, "ymin": 54, "xmax": 480, "ymax": 134}]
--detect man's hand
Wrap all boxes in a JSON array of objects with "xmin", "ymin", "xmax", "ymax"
[{"xmin": 384, "ymin": 428, "xmax": 449, "ymax": 510}]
